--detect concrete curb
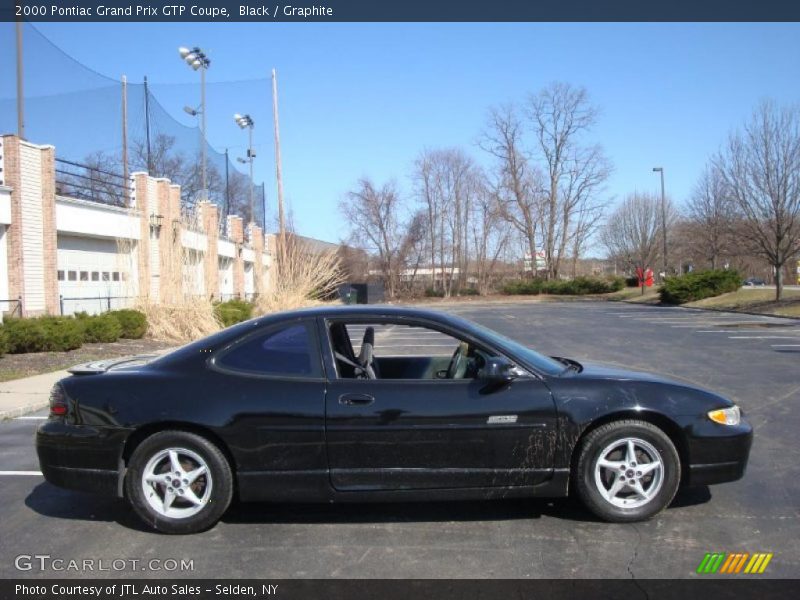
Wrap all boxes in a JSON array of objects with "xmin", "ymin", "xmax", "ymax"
[{"xmin": 0, "ymin": 400, "xmax": 49, "ymax": 421}]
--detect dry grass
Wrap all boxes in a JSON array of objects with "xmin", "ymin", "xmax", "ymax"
[
  {"xmin": 687, "ymin": 287, "xmax": 800, "ymax": 318},
  {"xmin": 255, "ymin": 239, "xmax": 345, "ymax": 314},
  {"xmin": 137, "ymin": 297, "xmax": 221, "ymax": 344}
]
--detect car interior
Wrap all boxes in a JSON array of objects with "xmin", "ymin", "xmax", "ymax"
[{"xmin": 328, "ymin": 321, "xmax": 493, "ymax": 380}]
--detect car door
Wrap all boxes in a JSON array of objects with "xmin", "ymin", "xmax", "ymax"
[
  {"xmin": 207, "ymin": 319, "xmax": 329, "ymax": 500},
  {"xmin": 320, "ymin": 318, "xmax": 558, "ymax": 491}
]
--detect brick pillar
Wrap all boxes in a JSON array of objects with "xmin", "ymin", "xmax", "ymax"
[
  {"xmin": 228, "ymin": 216, "xmax": 245, "ymax": 298},
  {"xmin": 40, "ymin": 145, "xmax": 58, "ymax": 315},
  {"xmin": 248, "ymin": 223, "xmax": 264, "ymax": 296},
  {"xmin": 200, "ymin": 201, "xmax": 219, "ymax": 300},
  {"xmin": 154, "ymin": 179, "xmax": 173, "ymax": 303},
  {"xmin": 2, "ymin": 136, "xmax": 24, "ymax": 313},
  {"xmin": 133, "ymin": 172, "xmax": 151, "ymax": 300}
]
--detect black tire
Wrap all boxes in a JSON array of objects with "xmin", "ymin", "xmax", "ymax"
[
  {"xmin": 574, "ymin": 420, "xmax": 680, "ymax": 523},
  {"xmin": 125, "ymin": 430, "xmax": 233, "ymax": 534}
]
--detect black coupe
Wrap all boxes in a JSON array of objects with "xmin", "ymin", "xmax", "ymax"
[{"xmin": 37, "ymin": 306, "xmax": 752, "ymax": 533}]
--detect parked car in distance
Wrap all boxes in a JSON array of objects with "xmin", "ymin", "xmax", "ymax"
[
  {"xmin": 37, "ymin": 306, "xmax": 752, "ymax": 533},
  {"xmin": 743, "ymin": 277, "xmax": 766, "ymax": 287}
]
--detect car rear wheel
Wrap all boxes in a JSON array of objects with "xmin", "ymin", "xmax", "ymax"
[
  {"xmin": 125, "ymin": 430, "xmax": 233, "ymax": 534},
  {"xmin": 574, "ymin": 420, "xmax": 680, "ymax": 522}
]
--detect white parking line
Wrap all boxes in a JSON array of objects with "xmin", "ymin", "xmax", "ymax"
[
  {"xmin": 728, "ymin": 336, "xmax": 800, "ymax": 340},
  {"xmin": 0, "ymin": 471, "xmax": 43, "ymax": 476},
  {"xmin": 14, "ymin": 416, "xmax": 46, "ymax": 420}
]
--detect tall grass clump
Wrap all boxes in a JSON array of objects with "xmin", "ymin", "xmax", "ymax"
[
  {"xmin": 136, "ymin": 298, "xmax": 221, "ymax": 344},
  {"xmin": 255, "ymin": 239, "xmax": 345, "ymax": 314}
]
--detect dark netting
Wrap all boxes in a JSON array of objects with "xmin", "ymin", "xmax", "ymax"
[{"xmin": 0, "ymin": 22, "xmax": 267, "ymax": 230}]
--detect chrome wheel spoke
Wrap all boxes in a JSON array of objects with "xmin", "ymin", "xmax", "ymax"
[
  {"xmin": 638, "ymin": 460, "xmax": 661, "ymax": 476},
  {"xmin": 185, "ymin": 465, "xmax": 207, "ymax": 485},
  {"xmin": 169, "ymin": 450, "xmax": 183, "ymax": 475},
  {"xmin": 163, "ymin": 488, "xmax": 177, "ymax": 512},
  {"xmin": 629, "ymin": 478, "xmax": 649, "ymax": 500},
  {"xmin": 625, "ymin": 440, "xmax": 637, "ymax": 465},
  {"xmin": 598, "ymin": 458, "xmax": 625, "ymax": 471},
  {"xmin": 605, "ymin": 474, "xmax": 627, "ymax": 501},
  {"xmin": 183, "ymin": 487, "xmax": 204, "ymax": 506}
]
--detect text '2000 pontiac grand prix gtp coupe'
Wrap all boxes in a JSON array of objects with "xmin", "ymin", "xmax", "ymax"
[{"xmin": 37, "ymin": 306, "xmax": 752, "ymax": 533}]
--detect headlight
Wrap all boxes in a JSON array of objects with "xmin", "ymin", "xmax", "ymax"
[{"xmin": 708, "ymin": 406, "xmax": 740, "ymax": 426}]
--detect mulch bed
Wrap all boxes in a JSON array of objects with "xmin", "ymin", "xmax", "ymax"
[{"xmin": 0, "ymin": 338, "xmax": 175, "ymax": 382}]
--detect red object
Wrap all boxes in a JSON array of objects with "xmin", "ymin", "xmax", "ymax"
[{"xmin": 636, "ymin": 267, "xmax": 655, "ymax": 287}]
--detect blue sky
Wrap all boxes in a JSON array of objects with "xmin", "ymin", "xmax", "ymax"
[{"xmin": 12, "ymin": 23, "xmax": 800, "ymax": 245}]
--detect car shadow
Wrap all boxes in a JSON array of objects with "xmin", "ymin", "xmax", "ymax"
[
  {"xmin": 24, "ymin": 482, "xmax": 154, "ymax": 532},
  {"xmin": 25, "ymin": 482, "xmax": 713, "ymax": 532}
]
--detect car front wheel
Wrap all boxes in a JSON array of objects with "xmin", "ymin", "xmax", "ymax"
[
  {"xmin": 575, "ymin": 420, "xmax": 681, "ymax": 522},
  {"xmin": 125, "ymin": 430, "xmax": 233, "ymax": 534}
]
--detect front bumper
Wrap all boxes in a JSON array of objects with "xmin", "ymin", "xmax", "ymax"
[
  {"xmin": 683, "ymin": 416, "xmax": 753, "ymax": 486},
  {"xmin": 36, "ymin": 419, "xmax": 124, "ymax": 497}
]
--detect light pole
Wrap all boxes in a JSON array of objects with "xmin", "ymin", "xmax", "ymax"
[
  {"xmin": 234, "ymin": 114, "xmax": 255, "ymax": 225},
  {"xmin": 178, "ymin": 46, "xmax": 210, "ymax": 201},
  {"xmin": 652, "ymin": 167, "xmax": 667, "ymax": 278}
]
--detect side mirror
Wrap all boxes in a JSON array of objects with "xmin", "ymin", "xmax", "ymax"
[{"xmin": 478, "ymin": 356, "xmax": 518, "ymax": 384}]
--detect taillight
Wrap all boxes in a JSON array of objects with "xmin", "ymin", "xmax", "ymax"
[{"xmin": 49, "ymin": 384, "xmax": 68, "ymax": 417}]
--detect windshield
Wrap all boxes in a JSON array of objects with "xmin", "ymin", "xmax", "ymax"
[{"xmin": 453, "ymin": 316, "xmax": 567, "ymax": 376}]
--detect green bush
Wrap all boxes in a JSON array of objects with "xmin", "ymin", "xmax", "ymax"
[
  {"xmin": 4, "ymin": 316, "xmax": 84, "ymax": 353},
  {"xmin": 660, "ymin": 270, "xmax": 742, "ymax": 305},
  {"xmin": 4, "ymin": 319, "xmax": 48, "ymax": 354},
  {"xmin": 109, "ymin": 309, "xmax": 147, "ymax": 339},
  {"xmin": 424, "ymin": 288, "xmax": 445, "ymax": 298},
  {"xmin": 457, "ymin": 287, "xmax": 480, "ymax": 296},
  {"xmin": 0, "ymin": 327, "xmax": 9, "ymax": 357},
  {"xmin": 81, "ymin": 313, "xmax": 123, "ymax": 343},
  {"xmin": 39, "ymin": 317, "xmax": 85, "ymax": 351},
  {"xmin": 213, "ymin": 299, "xmax": 254, "ymax": 327},
  {"xmin": 502, "ymin": 280, "xmax": 543, "ymax": 295},
  {"xmin": 502, "ymin": 276, "xmax": 624, "ymax": 296}
]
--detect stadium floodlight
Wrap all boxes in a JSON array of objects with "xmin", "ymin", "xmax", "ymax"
[
  {"xmin": 234, "ymin": 113, "xmax": 256, "ymax": 224},
  {"xmin": 178, "ymin": 45, "xmax": 210, "ymax": 201}
]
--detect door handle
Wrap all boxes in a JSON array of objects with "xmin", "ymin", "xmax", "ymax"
[{"xmin": 339, "ymin": 393, "xmax": 375, "ymax": 406}]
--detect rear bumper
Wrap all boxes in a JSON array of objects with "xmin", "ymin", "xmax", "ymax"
[
  {"xmin": 36, "ymin": 420, "xmax": 123, "ymax": 497},
  {"xmin": 684, "ymin": 417, "xmax": 753, "ymax": 486}
]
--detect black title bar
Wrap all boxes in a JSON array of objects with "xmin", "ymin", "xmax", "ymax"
[
  {"xmin": 2, "ymin": 0, "xmax": 800, "ymax": 22},
  {"xmin": 0, "ymin": 579, "xmax": 797, "ymax": 600}
]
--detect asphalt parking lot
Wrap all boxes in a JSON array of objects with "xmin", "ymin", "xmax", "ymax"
[{"xmin": 0, "ymin": 300, "xmax": 798, "ymax": 579}]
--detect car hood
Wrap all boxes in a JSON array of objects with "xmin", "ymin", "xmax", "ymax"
[
  {"xmin": 67, "ymin": 354, "xmax": 159, "ymax": 375},
  {"xmin": 557, "ymin": 358, "xmax": 703, "ymax": 389}
]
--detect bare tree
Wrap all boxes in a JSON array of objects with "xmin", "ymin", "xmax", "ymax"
[
  {"xmin": 339, "ymin": 179, "xmax": 405, "ymax": 298},
  {"xmin": 686, "ymin": 164, "xmax": 734, "ymax": 270},
  {"xmin": 528, "ymin": 82, "xmax": 612, "ymax": 279},
  {"xmin": 413, "ymin": 148, "xmax": 479, "ymax": 296},
  {"xmin": 480, "ymin": 104, "xmax": 543, "ymax": 278},
  {"xmin": 715, "ymin": 100, "xmax": 800, "ymax": 300},
  {"xmin": 601, "ymin": 193, "xmax": 676, "ymax": 293}
]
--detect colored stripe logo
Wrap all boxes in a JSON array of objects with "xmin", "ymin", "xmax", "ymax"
[{"xmin": 697, "ymin": 552, "xmax": 773, "ymax": 574}]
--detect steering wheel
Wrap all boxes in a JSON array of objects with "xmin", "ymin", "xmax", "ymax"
[{"xmin": 446, "ymin": 342, "xmax": 470, "ymax": 379}]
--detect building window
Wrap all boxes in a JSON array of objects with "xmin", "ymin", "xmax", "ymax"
[
  {"xmin": 102, "ymin": 272, "xmax": 110, "ymax": 281},
  {"xmin": 68, "ymin": 271, "xmax": 77, "ymax": 281},
  {"xmin": 121, "ymin": 273, "xmax": 128, "ymax": 282},
  {"xmin": 80, "ymin": 271, "xmax": 89, "ymax": 281},
  {"xmin": 112, "ymin": 272, "xmax": 120, "ymax": 282},
  {"xmin": 57, "ymin": 270, "xmax": 65, "ymax": 281},
  {"xmin": 91, "ymin": 272, "xmax": 99, "ymax": 281}
]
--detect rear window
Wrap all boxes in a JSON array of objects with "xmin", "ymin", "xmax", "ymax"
[{"xmin": 215, "ymin": 322, "xmax": 320, "ymax": 378}]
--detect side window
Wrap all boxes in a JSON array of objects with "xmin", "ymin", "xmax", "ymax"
[{"xmin": 215, "ymin": 323, "xmax": 320, "ymax": 378}]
